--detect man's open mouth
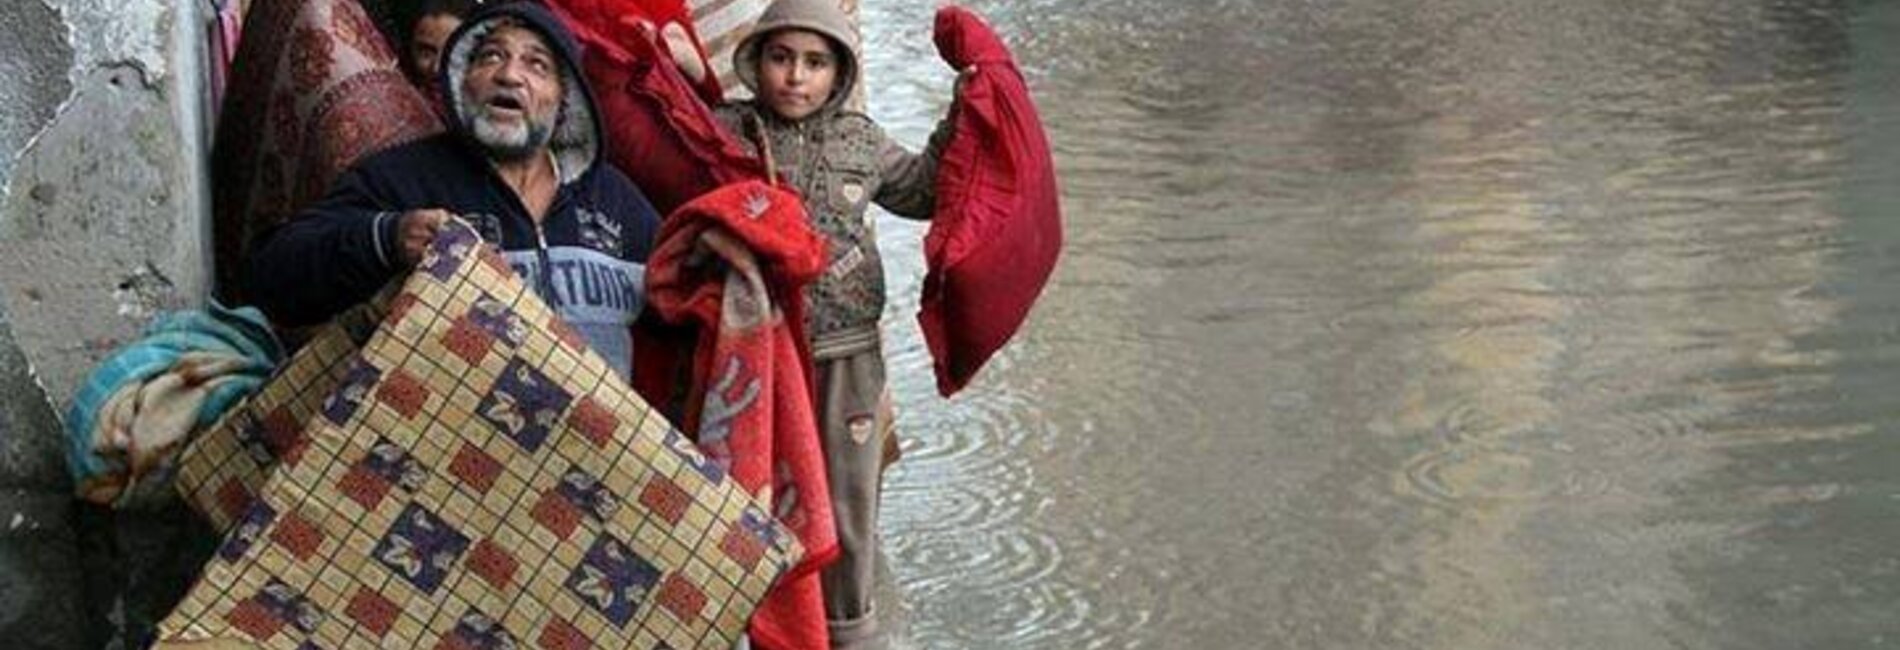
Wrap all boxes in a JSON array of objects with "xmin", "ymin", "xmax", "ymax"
[{"xmin": 486, "ymin": 95, "xmax": 525, "ymax": 113}]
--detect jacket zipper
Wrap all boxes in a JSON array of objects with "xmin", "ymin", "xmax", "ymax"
[
  {"xmin": 535, "ymin": 222, "xmax": 559, "ymax": 307},
  {"xmin": 494, "ymin": 154, "xmax": 563, "ymax": 308}
]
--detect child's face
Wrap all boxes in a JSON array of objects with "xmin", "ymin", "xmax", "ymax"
[
  {"xmin": 409, "ymin": 13, "xmax": 463, "ymax": 83},
  {"xmin": 756, "ymin": 29, "xmax": 838, "ymax": 121}
]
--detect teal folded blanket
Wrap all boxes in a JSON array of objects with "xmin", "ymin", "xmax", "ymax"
[{"xmin": 64, "ymin": 302, "xmax": 283, "ymax": 508}]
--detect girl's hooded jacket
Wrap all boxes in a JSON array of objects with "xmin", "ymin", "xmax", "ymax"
[
  {"xmin": 713, "ymin": 0, "xmax": 951, "ymax": 356},
  {"xmin": 244, "ymin": 2, "xmax": 661, "ymax": 378}
]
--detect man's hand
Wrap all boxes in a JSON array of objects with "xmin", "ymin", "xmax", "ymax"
[{"xmin": 397, "ymin": 208, "xmax": 455, "ymax": 267}]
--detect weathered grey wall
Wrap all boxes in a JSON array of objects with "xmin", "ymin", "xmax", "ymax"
[
  {"xmin": 0, "ymin": 0, "xmax": 208, "ymax": 646},
  {"xmin": 0, "ymin": 0, "xmax": 72, "ymax": 184},
  {"xmin": 2, "ymin": 0, "xmax": 211, "ymax": 408}
]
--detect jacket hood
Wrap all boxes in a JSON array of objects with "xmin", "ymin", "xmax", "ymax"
[
  {"xmin": 733, "ymin": 0, "xmax": 859, "ymax": 117},
  {"xmin": 440, "ymin": 1, "xmax": 600, "ymax": 184}
]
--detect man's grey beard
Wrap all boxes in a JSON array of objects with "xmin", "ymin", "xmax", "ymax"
[{"xmin": 465, "ymin": 106, "xmax": 555, "ymax": 162}]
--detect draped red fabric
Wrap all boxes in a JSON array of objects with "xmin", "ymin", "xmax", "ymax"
[
  {"xmin": 547, "ymin": 0, "xmax": 724, "ymax": 103},
  {"xmin": 921, "ymin": 6, "xmax": 1064, "ymax": 396},
  {"xmin": 210, "ymin": 0, "xmax": 442, "ymax": 301},
  {"xmin": 644, "ymin": 181, "xmax": 835, "ymax": 650},
  {"xmin": 544, "ymin": 0, "xmax": 756, "ymax": 215}
]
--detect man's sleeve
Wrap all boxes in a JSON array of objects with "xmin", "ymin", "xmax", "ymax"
[{"xmin": 242, "ymin": 164, "xmax": 407, "ymax": 327}]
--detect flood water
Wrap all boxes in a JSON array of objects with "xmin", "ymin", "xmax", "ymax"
[{"xmin": 857, "ymin": 0, "xmax": 1900, "ymax": 648}]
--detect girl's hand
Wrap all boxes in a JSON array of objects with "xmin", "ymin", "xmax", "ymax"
[
  {"xmin": 660, "ymin": 22, "xmax": 708, "ymax": 84},
  {"xmin": 955, "ymin": 64, "xmax": 978, "ymax": 98}
]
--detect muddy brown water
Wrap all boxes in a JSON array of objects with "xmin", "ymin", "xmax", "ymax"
[{"xmin": 857, "ymin": 0, "xmax": 1900, "ymax": 647}]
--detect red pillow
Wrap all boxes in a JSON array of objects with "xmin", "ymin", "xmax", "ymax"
[{"xmin": 921, "ymin": 6, "xmax": 1063, "ymax": 396}]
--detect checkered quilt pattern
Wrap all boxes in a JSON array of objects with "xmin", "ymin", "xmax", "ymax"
[{"xmin": 160, "ymin": 223, "xmax": 800, "ymax": 649}]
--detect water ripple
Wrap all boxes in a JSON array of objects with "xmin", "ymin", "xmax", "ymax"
[{"xmin": 861, "ymin": 0, "xmax": 1900, "ymax": 647}]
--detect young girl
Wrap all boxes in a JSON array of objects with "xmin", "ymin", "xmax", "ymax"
[{"xmin": 715, "ymin": 0, "xmax": 954, "ymax": 646}]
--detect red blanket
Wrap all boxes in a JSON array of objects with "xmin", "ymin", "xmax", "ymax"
[
  {"xmin": 645, "ymin": 181, "xmax": 834, "ymax": 650},
  {"xmin": 921, "ymin": 6, "xmax": 1063, "ymax": 396},
  {"xmin": 545, "ymin": 0, "xmax": 762, "ymax": 215},
  {"xmin": 549, "ymin": 0, "xmax": 724, "ymax": 103}
]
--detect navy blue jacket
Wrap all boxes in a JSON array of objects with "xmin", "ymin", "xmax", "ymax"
[{"xmin": 244, "ymin": 2, "xmax": 660, "ymax": 377}]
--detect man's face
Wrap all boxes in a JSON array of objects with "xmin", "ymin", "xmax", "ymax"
[
  {"xmin": 460, "ymin": 23, "xmax": 563, "ymax": 161},
  {"xmin": 408, "ymin": 13, "xmax": 461, "ymax": 82}
]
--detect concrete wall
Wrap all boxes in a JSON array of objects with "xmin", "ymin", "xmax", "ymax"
[{"xmin": 0, "ymin": 0, "xmax": 209, "ymax": 646}]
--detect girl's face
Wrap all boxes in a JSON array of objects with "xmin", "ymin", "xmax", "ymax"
[{"xmin": 756, "ymin": 29, "xmax": 838, "ymax": 121}]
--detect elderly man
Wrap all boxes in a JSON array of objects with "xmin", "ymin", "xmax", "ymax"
[{"xmin": 245, "ymin": 1, "xmax": 661, "ymax": 379}]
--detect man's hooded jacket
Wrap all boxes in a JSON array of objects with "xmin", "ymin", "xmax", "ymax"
[{"xmin": 245, "ymin": 1, "xmax": 661, "ymax": 378}]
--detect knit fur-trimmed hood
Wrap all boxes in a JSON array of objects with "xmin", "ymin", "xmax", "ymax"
[
  {"xmin": 440, "ymin": 1, "xmax": 599, "ymax": 184},
  {"xmin": 732, "ymin": 0, "xmax": 860, "ymax": 117}
]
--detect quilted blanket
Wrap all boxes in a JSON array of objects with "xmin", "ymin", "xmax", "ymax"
[
  {"xmin": 162, "ymin": 223, "xmax": 799, "ymax": 649},
  {"xmin": 644, "ymin": 181, "xmax": 834, "ymax": 649}
]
